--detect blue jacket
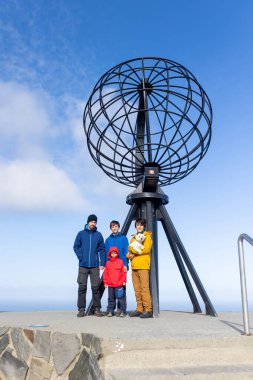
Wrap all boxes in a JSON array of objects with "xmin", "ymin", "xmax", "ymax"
[
  {"xmin": 105, "ymin": 232, "xmax": 129, "ymax": 268},
  {"xmin": 73, "ymin": 225, "xmax": 106, "ymax": 267}
]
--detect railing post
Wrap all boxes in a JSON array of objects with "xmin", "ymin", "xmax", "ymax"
[{"xmin": 238, "ymin": 233, "xmax": 253, "ymax": 336}]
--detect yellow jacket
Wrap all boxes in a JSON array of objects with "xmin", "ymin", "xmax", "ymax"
[{"xmin": 127, "ymin": 231, "xmax": 152, "ymax": 270}]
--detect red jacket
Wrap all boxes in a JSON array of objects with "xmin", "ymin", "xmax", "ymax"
[{"xmin": 103, "ymin": 246, "xmax": 127, "ymax": 287}]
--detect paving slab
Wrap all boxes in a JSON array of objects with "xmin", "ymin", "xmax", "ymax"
[
  {"xmin": 0, "ymin": 310, "xmax": 252, "ymax": 379},
  {"xmin": 0, "ymin": 310, "xmax": 252, "ymax": 338}
]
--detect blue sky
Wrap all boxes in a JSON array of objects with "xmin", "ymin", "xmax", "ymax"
[{"xmin": 0, "ymin": 0, "xmax": 253, "ymax": 313}]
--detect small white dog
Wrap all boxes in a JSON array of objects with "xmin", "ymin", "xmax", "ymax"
[{"xmin": 129, "ymin": 233, "xmax": 146, "ymax": 254}]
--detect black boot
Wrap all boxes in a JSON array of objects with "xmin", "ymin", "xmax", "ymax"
[
  {"xmin": 94, "ymin": 308, "xmax": 104, "ymax": 317},
  {"xmin": 77, "ymin": 310, "xmax": 85, "ymax": 318},
  {"xmin": 140, "ymin": 311, "xmax": 153, "ymax": 318},
  {"xmin": 129, "ymin": 310, "xmax": 143, "ymax": 317}
]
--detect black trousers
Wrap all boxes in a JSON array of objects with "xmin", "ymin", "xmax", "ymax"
[
  {"xmin": 77, "ymin": 267, "xmax": 101, "ymax": 311},
  {"xmin": 107, "ymin": 286, "xmax": 126, "ymax": 313}
]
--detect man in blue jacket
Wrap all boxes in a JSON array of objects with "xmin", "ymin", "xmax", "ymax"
[
  {"xmin": 73, "ymin": 214, "xmax": 106, "ymax": 317},
  {"xmin": 105, "ymin": 220, "xmax": 129, "ymax": 316}
]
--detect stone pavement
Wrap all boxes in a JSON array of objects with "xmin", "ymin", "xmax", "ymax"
[{"xmin": 0, "ymin": 310, "xmax": 253, "ymax": 379}]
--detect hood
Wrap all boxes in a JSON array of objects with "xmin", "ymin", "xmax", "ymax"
[
  {"xmin": 109, "ymin": 231, "xmax": 124, "ymax": 238},
  {"xmin": 84, "ymin": 224, "xmax": 97, "ymax": 232},
  {"xmin": 107, "ymin": 246, "xmax": 120, "ymax": 259}
]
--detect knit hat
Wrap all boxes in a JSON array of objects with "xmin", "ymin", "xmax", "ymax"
[{"xmin": 87, "ymin": 214, "xmax": 97, "ymax": 223}]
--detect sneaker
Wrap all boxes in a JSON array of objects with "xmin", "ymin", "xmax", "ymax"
[
  {"xmin": 107, "ymin": 312, "xmax": 114, "ymax": 317},
  {"xmin": 140, "ymin": 311, "xmax": 153, "ymax": 319},
  {"xmin": 94, "ymin": 308, "xmax": 104, "ymax": 317},
  {"xmin": 115, "ymin": 311, "xmax": 121, "ymax": 317},
  {"xmin": 120, "ymin": 312, "xmax": 126, "ymax": 317},
  {"xmin": 129, "ymin": 310, "xmax": 143, "ymax": 317},
  {"xmin": 77, "ymin": 310, "xmax": 85, "ymax": 318}
]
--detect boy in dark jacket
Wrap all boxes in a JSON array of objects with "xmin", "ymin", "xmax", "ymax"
[
  {"xmin": 105, "ymin": 220, "xmax": 128, "ymax": 315},
  {"xmin": 103, "ymin": 246, "xmax": 127, "ymax": 317},
  {"xmin": 73, "ymin": 214, "xmax": 106, "ymax": 317}
]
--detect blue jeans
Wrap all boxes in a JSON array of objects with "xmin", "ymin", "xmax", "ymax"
[{"xmin": 107, "ymin": 286, "xmax": 126, "ymax": 314}]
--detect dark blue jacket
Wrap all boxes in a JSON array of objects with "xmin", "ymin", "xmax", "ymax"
[
  {"xmin": 105, "ymin": 232, "xmax": 129, "ymax": 268},
  {"xmin": 73, "ymin": 225, "xmax": 106, "ymax": 267}
]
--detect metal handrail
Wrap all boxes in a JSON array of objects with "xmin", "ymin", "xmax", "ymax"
[{"xmin": 238, "ymin": 233, "xmax": 253, "ymax": 335}]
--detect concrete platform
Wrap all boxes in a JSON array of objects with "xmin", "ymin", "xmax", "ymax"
[{"xmin": 0, "ymin": 310, "xmax": 253, "ymax": 379}]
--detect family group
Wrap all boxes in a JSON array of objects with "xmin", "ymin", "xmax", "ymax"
[{"xmin": 73, "ymin": 214, "xmax": 153, "ymax": 319}]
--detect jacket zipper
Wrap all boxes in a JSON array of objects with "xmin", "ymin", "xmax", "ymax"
[{"xmin": 89, "ymin": 232, "xmax": 91, "ymax": 267}]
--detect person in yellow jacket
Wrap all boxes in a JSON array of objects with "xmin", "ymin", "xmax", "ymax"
[{"xmin": 126, "ymin": 218, "xmax": 153, "ymax": 318}]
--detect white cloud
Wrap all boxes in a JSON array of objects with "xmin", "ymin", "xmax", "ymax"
[
  {"xmin": 0, "ymin": 81, "xmax": 129, "ymax": 212},
  {"xmin": 0, "ymin": 81, "xmax": 58, "ymax": 161},
  {"xmin": 0, "ymin": 160, "xmax": 88, "ymax": 211},
  {"xmin": 0, "ymin": 81, "xmax": 91, "ymax": 211},
  {"xmin": 61, "ymin": 95, "xmax": 86, "ymax": 144},
  {"xmin": 0, "ymin": 81, "xmax": 51, "ymax": 137}
]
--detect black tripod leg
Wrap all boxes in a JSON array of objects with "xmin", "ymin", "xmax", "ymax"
[
  {"xmin": 160, "ymin": 217, "xmax": 202, "ymax": 313},
  {"xmin": 121, "ymin": 203, "xmax": 138, "ymax": 235},
  {"xmin": 160, "ymin": 204, "xmax": 217, "ymax": 317},
  {"xmin": 86, "ymin": 203, "xmax": 138, "ymax": 316}
]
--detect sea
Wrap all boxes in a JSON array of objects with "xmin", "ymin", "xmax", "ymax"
[{"xmin": 0, "ymin": 299, "xmax": 248, "ymax": 313}]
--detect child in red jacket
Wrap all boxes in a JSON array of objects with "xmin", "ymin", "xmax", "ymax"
[{"xmin": 103, "ymin": 246, "xmax": 127, "ymax": 317}]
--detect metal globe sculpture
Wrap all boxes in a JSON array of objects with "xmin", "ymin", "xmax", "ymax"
[
  {"xmin": 84, "ymin": 57, "xmax": 212, "ymax": 188},
  {"xmin": 83, "ymin": 57, "xmax": 216, "ymax": 317}
]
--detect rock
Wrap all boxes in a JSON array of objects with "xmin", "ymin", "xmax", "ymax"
[
  {"xmin": 69, "ymin": 348, "xmax": 103, "ymax": 380},
  {"xmin": 51, "ymin": 332, "xmax": 80, "ymax": 375},
  {"xmin": 0, "ymin": 334, "xmax": 9, "ymax": 355},
  {"xmin": 24, "ymin": 329, "xmax": 34, "ymax": 343},
  {"xmin": 0, "ymin": 327, "xmax": 9, "ymax": 337},
  {"xmin": 6, "ymin": 346, "xmax": 14, "ymax": 354},
  {"xmin": 32, "ymin": 331, "xmax": 51, "ymax": 362},
  {"xmin": 0, "ymin": 351, "xmax": 28, "ymax": 380},
  {"xmin": 26, "ymin": 357, "xmax": 53, "ymax": 380},
  {"xmin": 81, "ymin": 333, "xmax": 103, "ymax": 358},
  {"xmin": 11, "ymin": 328, "xmax": 31, "ymax": 362}
]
